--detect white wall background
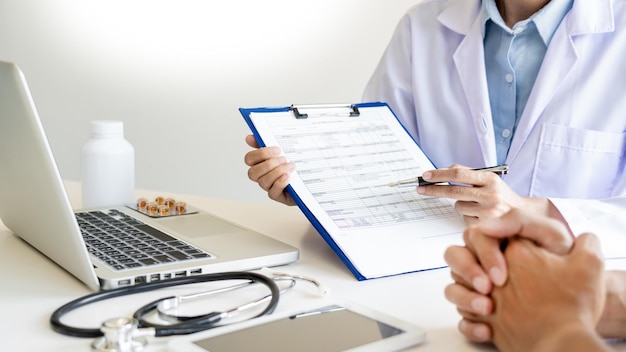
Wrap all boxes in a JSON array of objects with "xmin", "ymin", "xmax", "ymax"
[{"xmin": 0, "ymin": 0, "xmax": 417, "ymax": 204}]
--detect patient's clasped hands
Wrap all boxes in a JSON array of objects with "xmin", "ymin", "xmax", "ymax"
[{"xmin": 444, "ymin": 209, "xmax": 609, "ymax": 352}]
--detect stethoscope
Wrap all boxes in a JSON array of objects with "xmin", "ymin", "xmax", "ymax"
[{"xmin": 50, "ymin": 269, "xmax": 327, "ymax": 352}]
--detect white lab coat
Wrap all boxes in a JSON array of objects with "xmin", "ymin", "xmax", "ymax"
[{"xmin": 363, "ymin": 0, "xmax": 626, "ymax": 242}]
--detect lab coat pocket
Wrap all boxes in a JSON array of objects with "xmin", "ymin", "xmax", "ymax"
[{"xmin": 532, "ymin": 123, "xmax": 625, "ymax": 198}]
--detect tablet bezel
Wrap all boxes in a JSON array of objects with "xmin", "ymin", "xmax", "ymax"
[{"xmin": 167, "ymin": 300, "xmax": 426, "ymax": 352}]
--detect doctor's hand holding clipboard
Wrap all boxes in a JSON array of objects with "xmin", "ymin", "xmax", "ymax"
[{"xmin": 244, "ymin": 134, "xmax": 297, "ymax": 207}]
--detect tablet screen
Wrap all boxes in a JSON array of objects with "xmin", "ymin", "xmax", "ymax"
[{"xmin": 192, "ymin": 305, "xmax": 406, "ymax": 352}]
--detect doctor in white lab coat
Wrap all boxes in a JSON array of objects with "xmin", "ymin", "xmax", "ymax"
[{"xmin": 244, "ymin": 0, "xmax": 626, "ymax": 237}]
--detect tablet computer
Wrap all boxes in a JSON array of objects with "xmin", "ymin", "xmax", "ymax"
[{"xmin": 168, "ymin": 301, "xmax": 426, "ymax": 352}]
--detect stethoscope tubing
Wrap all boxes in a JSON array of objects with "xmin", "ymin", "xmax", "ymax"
[{"xmin": 50, "ymin": 271, "xmax": 280, "ymax": 338}]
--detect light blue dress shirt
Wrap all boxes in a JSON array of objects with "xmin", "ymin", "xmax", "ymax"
[{"xmin": 481, "ymin": 0, "xmax": 573, "ymax": 164}]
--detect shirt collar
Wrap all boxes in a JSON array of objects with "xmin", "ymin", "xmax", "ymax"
[{"xmin": 480, "ymin": 0, "xmax": 574, "ymax": 45}]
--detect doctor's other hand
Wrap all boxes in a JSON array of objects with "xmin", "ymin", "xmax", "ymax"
[
  {"xmin": 244, "ymin": 135, "xmax": 296, "ymax": 206},
  {"xmin": 417, "ymin": 164, "xmax": 551, "ymax": 224},
  {"xmin": 444, "ymin": 209, "xmax": 575, "ymax": 342}
]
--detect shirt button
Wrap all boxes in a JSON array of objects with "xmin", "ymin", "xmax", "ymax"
[
  {"xmin": 505, "ymin": 73, "xmax": 514, "ymax": 83},
  {"xmin": 514, "ymin": 26, "xmax": 525, "ymax": 34},
  {"xmin": 502, "ymin": 129, "xmax": 511, "ymax": 138}
]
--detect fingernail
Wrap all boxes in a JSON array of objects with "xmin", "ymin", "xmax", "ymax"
[
  {"xmin": 417, "ymin": 186, "xmax": 425, "ymax": 194},
  {"xmin": 472, "ymin": 276, "xmax": 489, "ymax": 294},
  {"xmin": 490, "ymin": 267, "xmax": 505, "ymax": 286},
  {"xmin": 422, "ymin": 171, "xmax": 432, "ymax": 180},
  {"xmin": 459, "ymin": 319, "xmax": 468, "ymax": 329},
  {"xmin": 473, "ymin": 325, "xmax": 490, "ymax": 340},
  {"xmin": 460, "ymin": 320, "xmax": 490, "ymax": 341},
  {"xmin": 471, "ymin": 297, "xmax": 488, "ymax": 315}
]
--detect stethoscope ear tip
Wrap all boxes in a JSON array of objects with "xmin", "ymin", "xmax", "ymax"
[
  {"xmin": 259, "ymin": 267, "xmax": 328, "ymax": 297},
  {"xmin": 259, "ymin": 267, "xmax": 275, "ymax": 277},
  {"xmin": 317, "ymin": 284, "xmax": 330, "ymax": 297}
]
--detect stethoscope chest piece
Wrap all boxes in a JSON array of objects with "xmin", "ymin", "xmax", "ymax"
[{"xmin": 91, "ymin": 317, "xmax": 147, "ymax": 352}]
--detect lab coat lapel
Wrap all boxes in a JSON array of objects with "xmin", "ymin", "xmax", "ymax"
[
  {"xmin": 506, "ymin": 0, "xmax": 614, "ymax": 163},
  {"xmin": 444, "ymin": 1, "xmax": 497, "ymax": 166},
  {"xmin": 505, "ymin": 26, "xmax": 577, "ymax": 163}
]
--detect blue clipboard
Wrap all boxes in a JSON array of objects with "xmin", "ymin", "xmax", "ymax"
[{"xmin": 240, "ymin": 103, "xmax": 384, "ymax": 280}]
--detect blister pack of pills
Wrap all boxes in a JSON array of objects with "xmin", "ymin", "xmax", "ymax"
[{"xmin": 126, "ymin": 196, "xmax": 199, "ymax": 218}]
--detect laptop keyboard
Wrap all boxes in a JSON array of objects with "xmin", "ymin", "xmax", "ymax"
[{"xmin": 77, "ymin": 209, "xmax": 212, "ymax": 271}]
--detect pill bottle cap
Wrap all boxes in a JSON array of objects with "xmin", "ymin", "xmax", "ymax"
[{"xmin": 90, "ymin": 120, "xmax": 124, "ymax": 138}]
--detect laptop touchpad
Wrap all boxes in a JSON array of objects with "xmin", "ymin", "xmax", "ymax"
[{"xmin": 155, "ymin": 214, "xmax": 244, "ymax": 238}]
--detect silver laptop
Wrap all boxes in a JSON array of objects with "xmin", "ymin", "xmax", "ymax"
[{"xmin": 0, "ymin": 61, "xmax": 299, "ymax": 291}]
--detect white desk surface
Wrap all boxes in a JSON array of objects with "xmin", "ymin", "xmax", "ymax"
[{"xmin": 3, "ymin": 181, "xmax": 626, "ymax": 351}]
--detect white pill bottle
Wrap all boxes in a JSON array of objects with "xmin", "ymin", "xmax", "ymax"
[{"xmin": 81, "ymin": 120, "xmax": 135, "ymax": 208}]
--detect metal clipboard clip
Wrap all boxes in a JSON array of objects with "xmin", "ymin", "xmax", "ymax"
[{"xmin": 290, "ymin": 104, "xmax": 360, "ymax": 119}]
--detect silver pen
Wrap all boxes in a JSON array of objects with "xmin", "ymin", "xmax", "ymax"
[{"xmin": 387, "ymin": 164, "xmax": 509, "ymax": 187}]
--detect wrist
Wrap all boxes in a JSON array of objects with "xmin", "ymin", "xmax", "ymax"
[
  {"xmin": 597, "ymin": 271, "xmax": 626, "ymax": 338},
  {"xmin": 523, "ymin": 197, "xmax": 572, "ymax": 232},
  {"xmin": 523, "ymin": 197, "xmax": 556, "ymax": 217},
  {"xmin": 532, "ymin": 322, "xmax": 609, "ymax": 352}
]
